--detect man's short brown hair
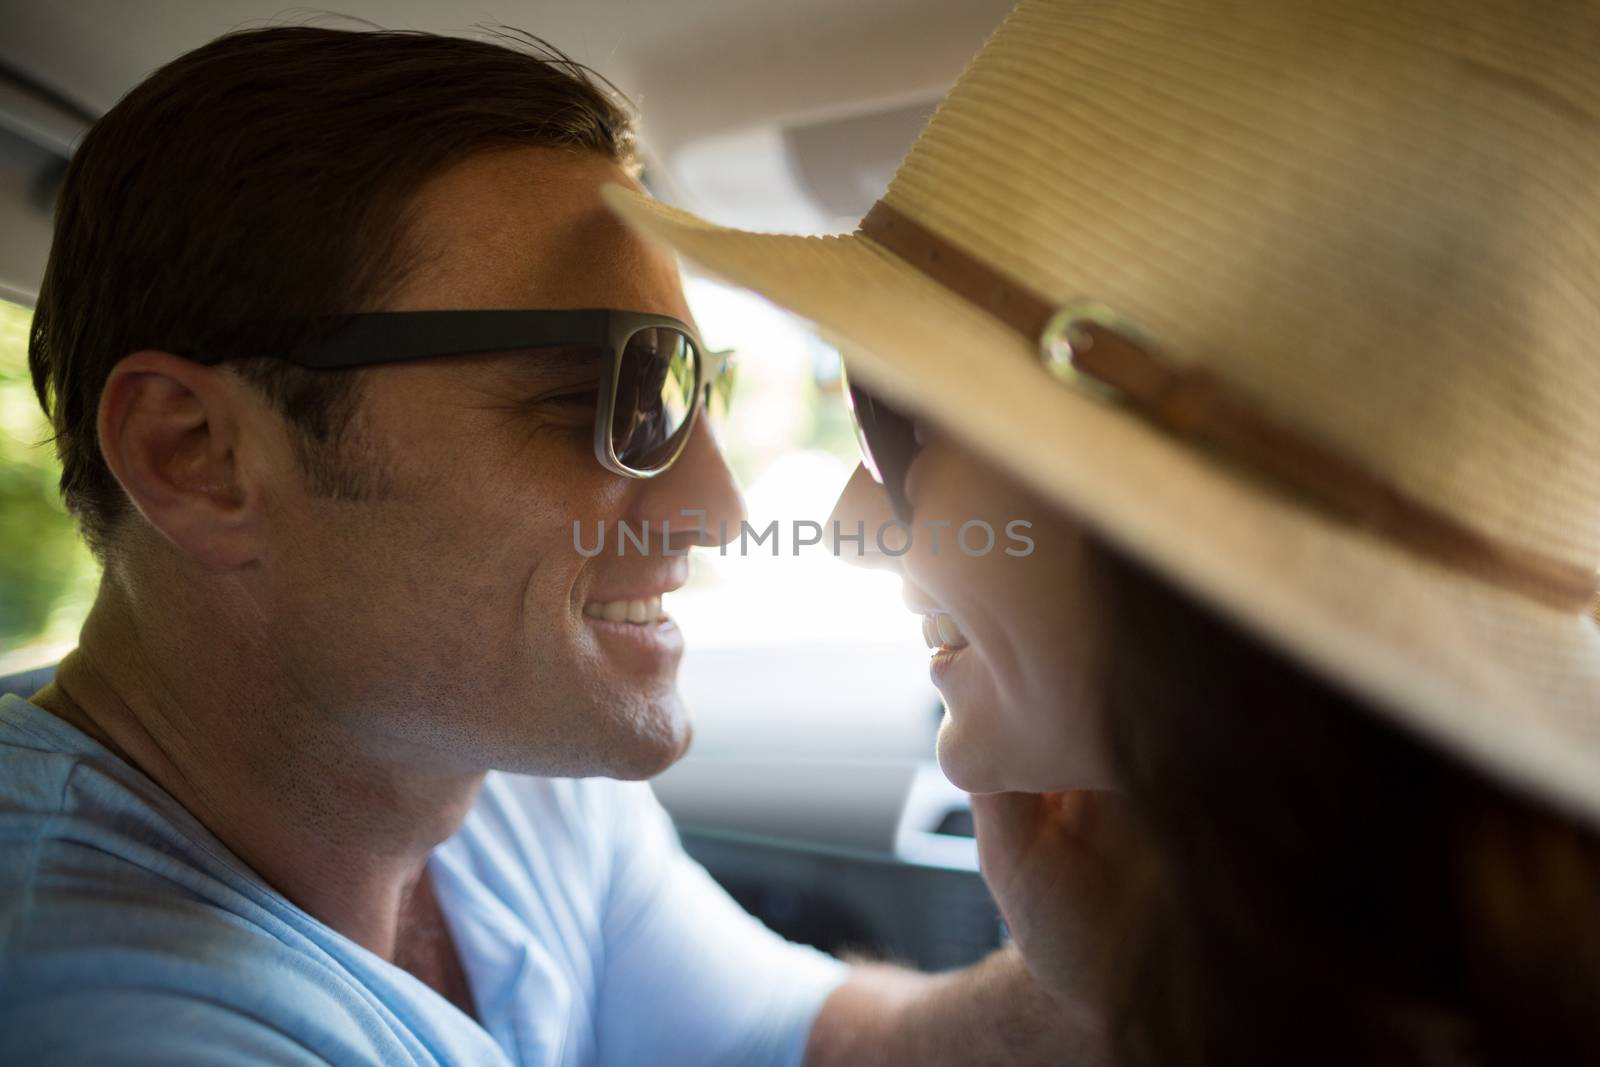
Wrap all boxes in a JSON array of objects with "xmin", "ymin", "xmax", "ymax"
[{"xmin": 29, "ymin": 26, "xmax": 636, "ymax": 559}]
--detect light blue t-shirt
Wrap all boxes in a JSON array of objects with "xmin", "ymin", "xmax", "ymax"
[{"xmin": 0, "ymin": 694, "xmax": 847, "ymax": 1066}]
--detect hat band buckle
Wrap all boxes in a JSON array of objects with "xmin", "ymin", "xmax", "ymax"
[{"xmin": 857, "ymin": 198, "xmax": 1600, "ymax": 614}]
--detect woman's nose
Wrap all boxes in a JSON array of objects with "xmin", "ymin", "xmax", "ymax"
[{"xmin": 828, "ymin": 463, "xmax": 902, "ymax": 570}]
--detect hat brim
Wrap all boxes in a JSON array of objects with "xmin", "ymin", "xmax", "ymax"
[{"xmin": 605, "ymin": 185, "xmax": 1600, "ymax": 825}]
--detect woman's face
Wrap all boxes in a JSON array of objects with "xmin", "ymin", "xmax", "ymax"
[{"xmin": 830, "ymin": 425, "xmax": 1117, "ymax": 794}]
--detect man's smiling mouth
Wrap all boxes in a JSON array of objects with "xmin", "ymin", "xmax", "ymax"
[
  {"xmin": 580, "ymin": 560, "xmax": 689, "ymax": 641},
  {"xmin": 583, "ymin": 596, "xmax": 666, "ymax": 625}
]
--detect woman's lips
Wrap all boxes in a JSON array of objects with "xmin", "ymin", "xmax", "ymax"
[
  {"xmin": 920, "ymin": 611, "xmax": 971, "ymax": 689},
  {"xmin": 928, "ymin": 643, "xmax": 969, "ymax": 688}
]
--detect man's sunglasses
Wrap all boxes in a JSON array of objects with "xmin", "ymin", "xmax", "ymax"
[{"xmin": 201, "ymin": 309, "xmax": 734, "ymax": 479}]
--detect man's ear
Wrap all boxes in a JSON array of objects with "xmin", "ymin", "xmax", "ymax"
[{"xmin": 97, "ymin": 351, "xmax": 269, "ymax": 567}]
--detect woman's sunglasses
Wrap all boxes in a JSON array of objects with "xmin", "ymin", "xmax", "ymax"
[
  {"xmin": 198, "ymin": 308, "xmax": 734, "ymax": 478},
  {"xmin": 840, "ymin": 360, "xmax": 919, "ymax": 525}
]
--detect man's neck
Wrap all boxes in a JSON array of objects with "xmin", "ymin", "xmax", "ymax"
[{"xmin": 33, "ymin": 591, "xmax": 485, "ymax": 962}]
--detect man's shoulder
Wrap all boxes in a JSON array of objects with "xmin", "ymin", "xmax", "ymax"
[
  {"xmin": 3, "ymin": 887, "xmax": 341, "ymax": 1003},
  {"xmin": 0, "ymin": 989, "xmax": 338, "ymax": 1066},
  {"xmin": 0, "ymin": 800, "xmax": 486, "ymax": 1067},
  {"xmin": 0, "ymin": 697, "xmax": 410, "ymax": 1063},
  {"xmin": 0, "ymin": 695, "xmax": 237, "ymax": 915},
  {"xmin": 0, "ymin": 865, "xmax": 389, "ymax": 1066},
  {"xmin": 2, "ymin": 780, "xmax": 353, "ymax": 1017}
]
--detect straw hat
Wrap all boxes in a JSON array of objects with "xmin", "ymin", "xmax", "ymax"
[{"xmin": 604, "ymin": 0, "xmax": 1600, "ymax": 824}]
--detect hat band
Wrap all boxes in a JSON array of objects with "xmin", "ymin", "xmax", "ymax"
[{"xmin": 858, "ymin": 199, "xmax": 1600, "ymax": 615}]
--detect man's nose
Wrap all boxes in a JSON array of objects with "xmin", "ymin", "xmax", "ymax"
[
  {"xmin": 827, "ymin": 463, "xmax": 902, "ymax": 570},
  {"xmin": 637, "ymin": 418, "xmax": 747, "ymax": 550}
]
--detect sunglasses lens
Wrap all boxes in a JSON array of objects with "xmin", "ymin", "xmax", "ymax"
[
  {"xmin": 840, "ymin": 362, "xmax": 918, "ymax": 521},
  {"xmin": 612, "ymin": 326, "xmax": 698, "ymax": 472}
]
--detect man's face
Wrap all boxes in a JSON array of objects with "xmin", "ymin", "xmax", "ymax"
[{"xmin": 254, "ymin": 147, "xmax": 743, "ymax": 780}]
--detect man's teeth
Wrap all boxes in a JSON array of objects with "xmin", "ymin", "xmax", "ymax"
[
  {"xmin": 921, "ymin": 612, "xmax": 970, "ymax": 651},
  {"xmin": 584, "ymin": 596, "xmax": 664, "ymax": 625}
]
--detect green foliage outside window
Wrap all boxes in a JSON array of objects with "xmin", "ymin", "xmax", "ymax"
[{"xmin": 0, "ymin": 300, "xmax": 98, "ymax": 665}]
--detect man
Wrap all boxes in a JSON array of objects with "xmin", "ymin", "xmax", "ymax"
[{"xmin": 0, "ymin": 26, "xmax": 1096, "ymax": 1067}]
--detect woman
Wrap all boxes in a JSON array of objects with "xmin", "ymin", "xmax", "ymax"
[
  {"xmin": 608, "ymin": 0, "xmax": 1600, "ymax": 1062},
  {"xmin": 835, "ymin": 439, "xmax": 1600, "ymax": 1065}
]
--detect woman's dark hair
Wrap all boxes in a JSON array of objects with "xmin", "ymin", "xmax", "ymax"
[
  {"xmin": 29, "ymin": 26, "xmax": 636, "ymax": 560},
  {"xmin": 1094, "ymin": 540, "xmax": 1600, "ymax": 1066}
]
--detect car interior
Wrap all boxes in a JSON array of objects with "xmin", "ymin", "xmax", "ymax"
[{"xmin": 0, "ymin": 0, "xmax": 1019, "ymax": 973}]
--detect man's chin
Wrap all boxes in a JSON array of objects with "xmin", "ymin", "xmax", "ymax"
[
  {"xmin": 560, "ymin": 689, "xmax": 694, "ymax": 781},
  {"xmin": 478, "ymin": 679, "xmax": 694, "ymax": 778},
  {"xmin": 607, "ymin": 710, "xmax": 693, "ymax": 781}
]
